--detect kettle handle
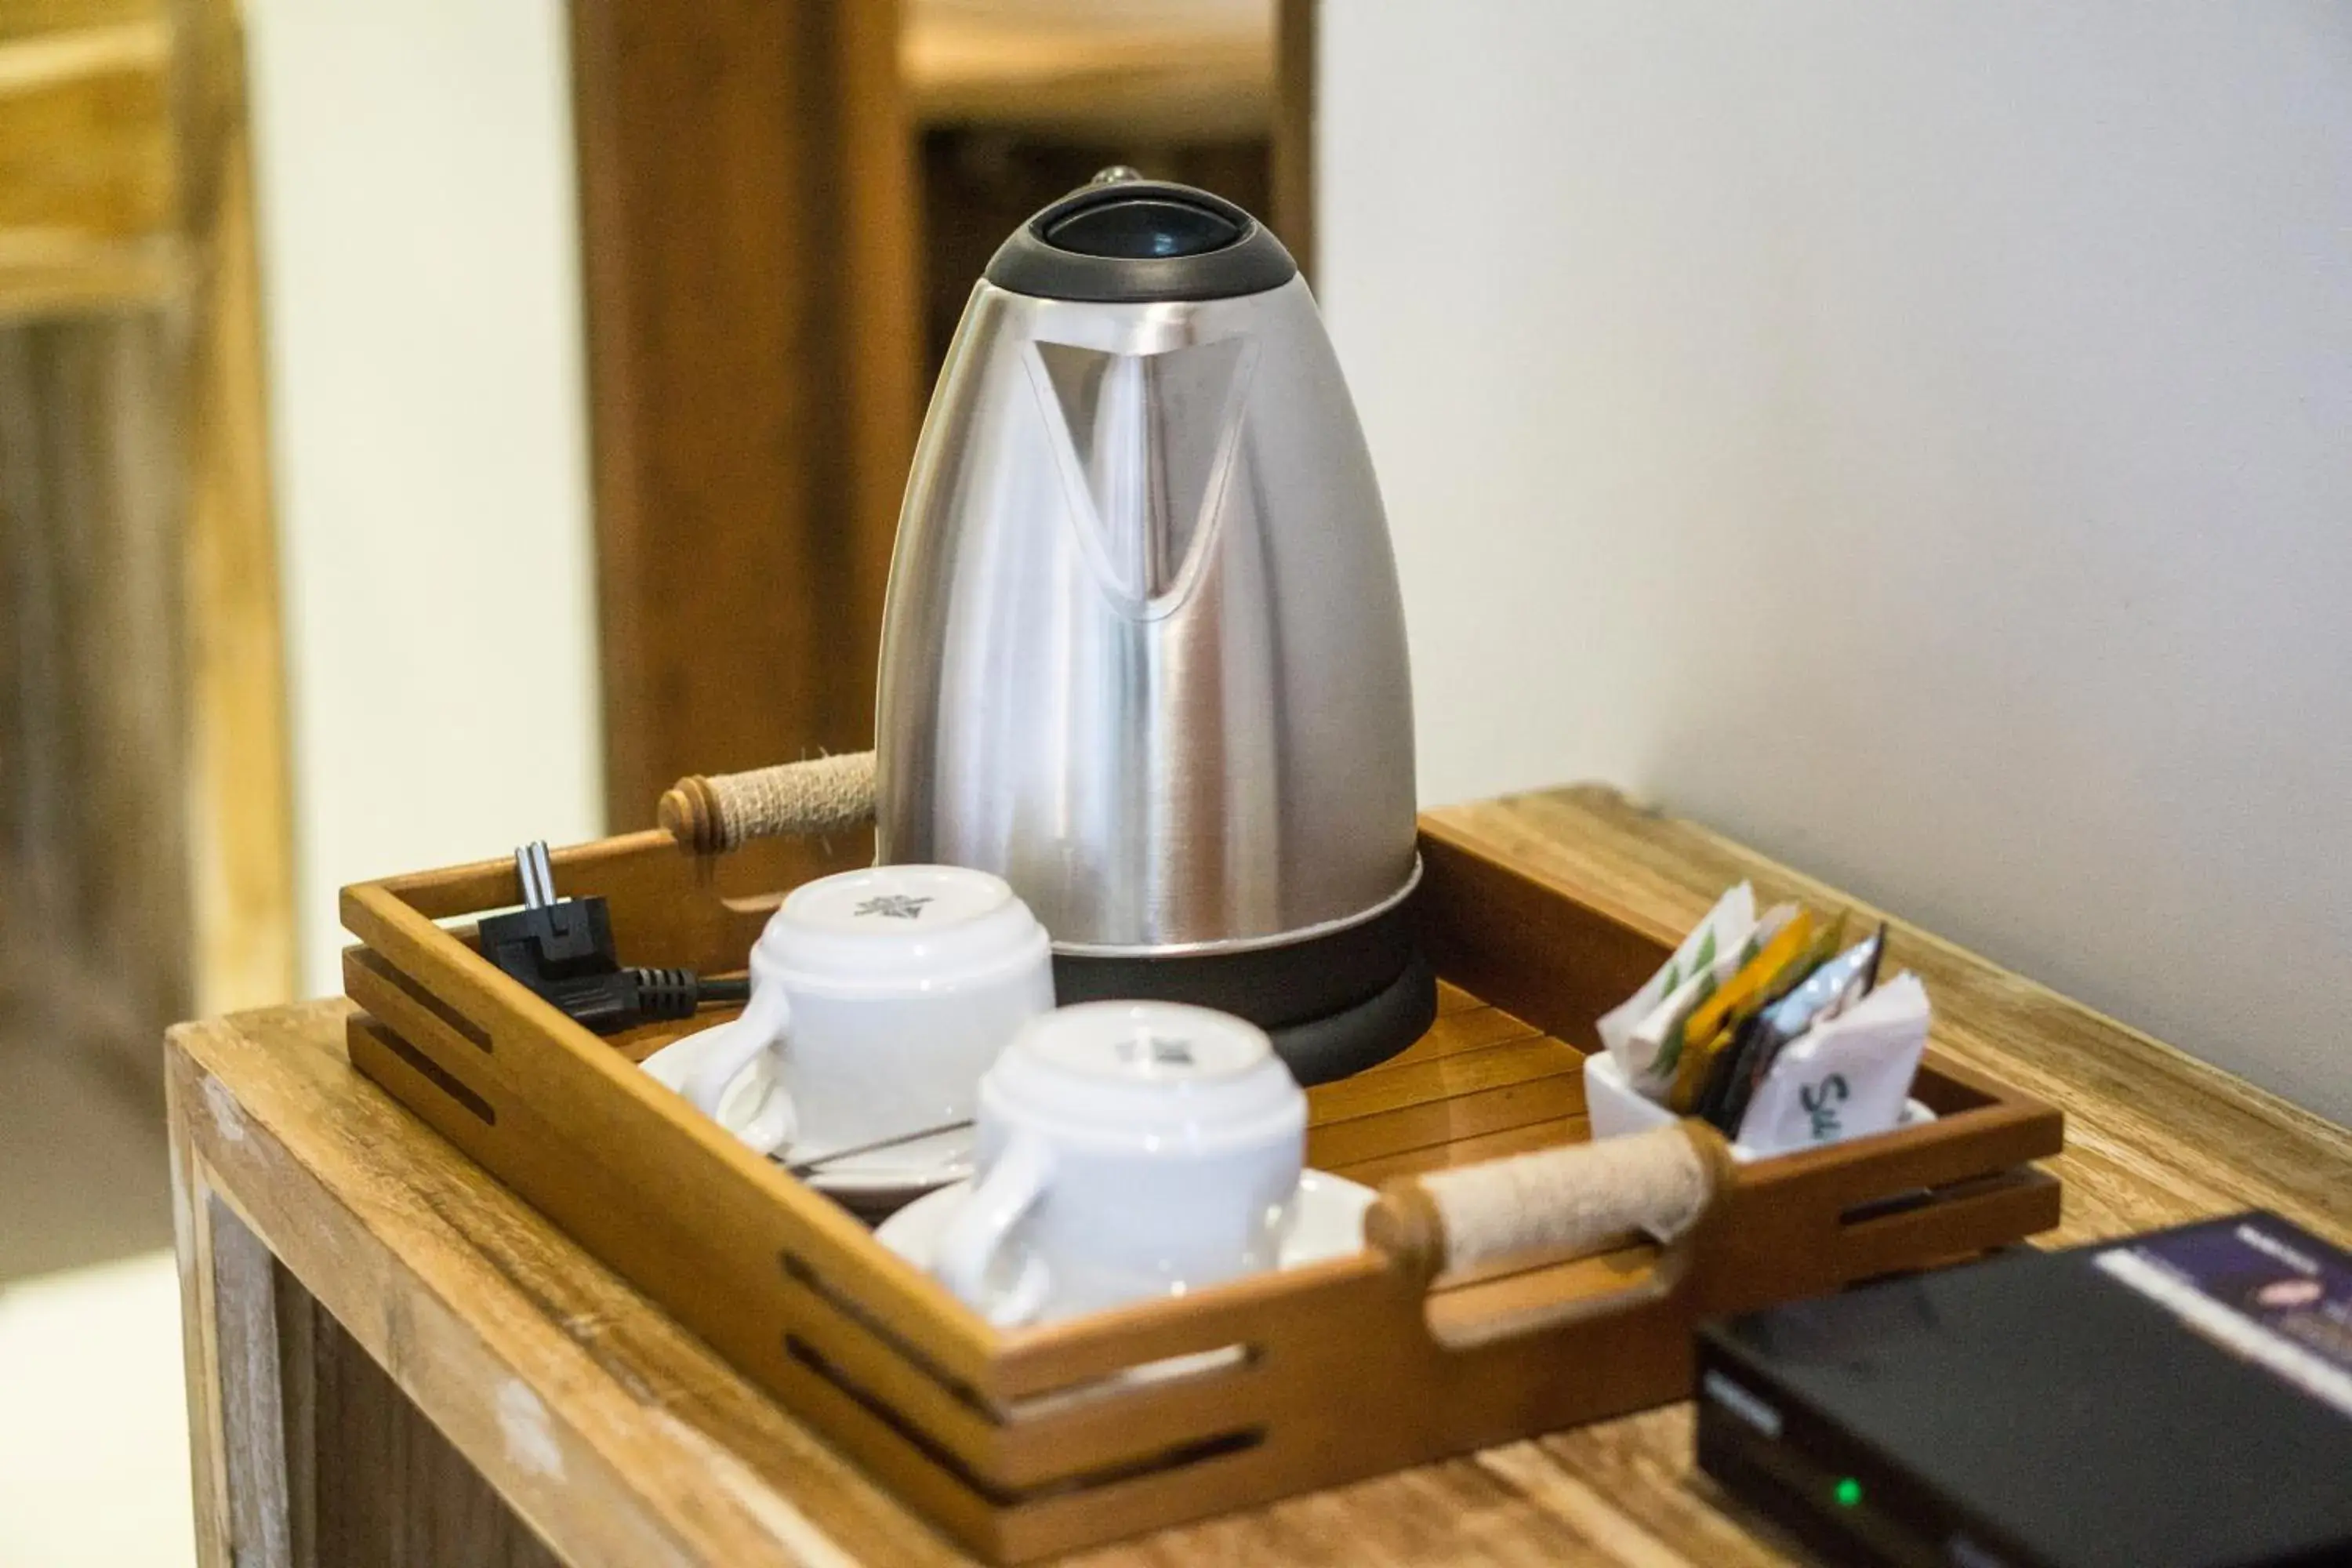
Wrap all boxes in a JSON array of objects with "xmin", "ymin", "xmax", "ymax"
[{"xmin": 659, "ymin": 751, "xmax": 877, "ymax": 854}]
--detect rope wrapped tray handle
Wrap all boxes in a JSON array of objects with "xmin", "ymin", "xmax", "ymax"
[
  {"xmin": 1365, "ymin": 1120, "xmax": 1737, "ymax": 1346},
  {"xmin": 659, "ymin": 752, "xmax": 879, "ymax": 853}
]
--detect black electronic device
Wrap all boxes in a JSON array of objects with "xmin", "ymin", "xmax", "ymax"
[{"xmin": 1697, "ymin": 1211, "xmax": 2352, "ymax": 1568}]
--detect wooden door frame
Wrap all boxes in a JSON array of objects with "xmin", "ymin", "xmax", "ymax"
[
  {"xmin": 175, "ymin": 0, "xmax": 297, "ymax": 1018},
  {"xmin": 568, "ymin": 0, "xmax": 920, "ymax": 831},
  {"xmin": 1273, "ymin": 0, "xmax": 1315, "ymax": 283}
]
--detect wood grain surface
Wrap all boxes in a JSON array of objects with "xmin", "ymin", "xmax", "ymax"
[{"xmin": 172, "ymin": 786, "xmax": 2352, "ymax": 1566}]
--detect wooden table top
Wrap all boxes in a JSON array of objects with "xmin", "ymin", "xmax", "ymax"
[{"xmin": 168, "ymin": 786, "xmax": 2352, "ymax": 1566}]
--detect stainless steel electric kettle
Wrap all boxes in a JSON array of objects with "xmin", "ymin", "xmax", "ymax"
[{"xmin": 873, "ymin": 170, "xmax": 1431, "ymax": 1083}]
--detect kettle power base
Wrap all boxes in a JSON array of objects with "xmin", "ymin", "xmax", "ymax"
[
  {"xmin": 1054, "ymin": 949, "xmax": 1435, "ymax": 1088},
  {"xmin": 1047, "ymin": 895, "xmax": 1436, "ymax": 1084},
  {"xmin": 1696, "ymin": 1213, "xmax": 2352, "ymax": 1568},
  {"xmin": 1258, "ymin": 949, "xmax": 1436, "ymax": 1086}
]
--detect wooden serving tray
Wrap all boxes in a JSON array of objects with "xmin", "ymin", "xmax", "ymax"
[{"xmin": 339, "ymin": 816, "xmax": 2063, "ymax": 1563}]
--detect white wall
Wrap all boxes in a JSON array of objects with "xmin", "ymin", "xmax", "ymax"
[
  {"xmin": 245, "ymin": 1, "xmax": 604, "ymax": 997},
  {"xmin": 1321, "ymin": 4, "xmax": 2352, "ymax": 1121}
]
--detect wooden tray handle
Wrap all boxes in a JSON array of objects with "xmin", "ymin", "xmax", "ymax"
[
  {"xmin": 659, "ymin": 751, "xmax": 878, "ymax": 853},
  {"xmin": 1364, "ymin": 1121, "xmax": 1736, "ymax": 1343}
]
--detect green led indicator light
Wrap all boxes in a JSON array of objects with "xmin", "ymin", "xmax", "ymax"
[{"xmin": 1835, "ymin": 1478, "xmax": 1864, "ymax": 1508}]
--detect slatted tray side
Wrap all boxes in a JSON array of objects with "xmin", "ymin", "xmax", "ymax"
[
  {"xmin": 980, "ymin": 1248, "xmax": 1698, "ymax": 1563},
  {"xmin": 1700, "ymin": 1054, "xmax": 2063, "ymax": 1315},
  {"xmin": 339, "ymin": 957, "xmax": 1586, "ymax": 1416}
]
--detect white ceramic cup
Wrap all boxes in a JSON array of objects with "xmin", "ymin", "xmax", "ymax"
[
  {"xmin": 644, "ymin": 865, "xmax": 1054, "ymax": 1160},
  {"xmin": 934, "ymin": 1001, "xmax": 1308, "ymax": 1325}
]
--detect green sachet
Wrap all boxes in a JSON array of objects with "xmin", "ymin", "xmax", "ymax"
[{"xmin": 1624, "ymin": 902, "xmax": 1799, "ymax": 1099}]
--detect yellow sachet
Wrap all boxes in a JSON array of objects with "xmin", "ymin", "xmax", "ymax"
[{"xmin": 1666, "ymin": 912, "xmax": 1828, "ymax": 1112}]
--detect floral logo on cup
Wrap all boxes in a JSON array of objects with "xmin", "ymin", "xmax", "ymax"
[{"xmin": 854, "ymin": 894, "xmax": 933, "ymax": 920}]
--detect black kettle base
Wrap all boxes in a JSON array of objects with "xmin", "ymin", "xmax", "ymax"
[
  {"xmin": 1258, "ymin": 947, "xmax": 1436, "ymax": 1086},
  {"xmin": 1049, "ymin": 902, "xmax": 1436, "ymax": 1085}
]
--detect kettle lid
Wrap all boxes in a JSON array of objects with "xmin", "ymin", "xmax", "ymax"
[{"xmin": 983, "ymin": 168, "xmax": 1298, "ymax": 305}]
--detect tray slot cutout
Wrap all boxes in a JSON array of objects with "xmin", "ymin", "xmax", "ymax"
[
  {"xmin": 349, "ymin": 946, "xmax": 492, "ymax": 1052},
  {"xmin": 782, "ymin": 1335, "xmax": 1265, "ymax": 1508},
  {"xmin": 361, "ymin": 1016, "xmax": 497, "ymax": 1127},
  {"xmin": 1001, "ymin": 1344, "xmax": 1257, "ymax": 1423},
  {"xmin": 779, "ymin": 1246, "xmax": 996, "ymax": 1417},
  {"xmin": 993, "ymin": 1347, "xmax": 1272, "ymax": 1487},
  {"xmin": 781, "ymin": 1244, "xmax": 1273, "ymax": 1485},
  {"xmin": 1831, "ymin": 1167, "xmax": 2060, "ymax": 1284},
  {"xmin": 1836, "ymin": 1164, "xmax": 2048, "ymax": 1229}
]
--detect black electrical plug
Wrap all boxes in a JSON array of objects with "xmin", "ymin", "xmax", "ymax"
[
  {"xmin": 478, "ymin": 843, "xmax": 748, "ymax": 1034},
  {"xmin": 525, "ymin": 965, "xmax": 747, "ymax": 1033}
]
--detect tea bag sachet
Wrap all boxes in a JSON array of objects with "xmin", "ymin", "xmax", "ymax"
[
  {"xmin": 1596, "ymin": 881, "xmax": 1756, "ymax": 1060},
  {"xmin": 1733, "ymin": 971, "xmax": 1929, "ymax": 1156},
  {"xmin": 1667, "ymin": 913, "xmax": 1846, "ymax": 1112},
  {"xmin": 1617, "ymin": 901, "xmax": 1799, "ymax": 1102},
  {"xmin": 1708, "ymin": 925, "xmax": 1885, "ymax": 1133}
]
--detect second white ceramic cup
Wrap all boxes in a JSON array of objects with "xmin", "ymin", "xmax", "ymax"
[
  {"xmin": 934, "ymin": 1001, "xmax": 1308, "ymax": 1324},
  {"xmin": 647, "ymin": 864, "xmax": 1053, "ymax": 1160}
]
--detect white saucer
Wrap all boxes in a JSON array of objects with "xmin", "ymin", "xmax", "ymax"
[
  {"xmin": 785, "ymin": 1125, "xmax": 975, "ymax": 1214},
  {"xmin": 874, "ymin": 1167, "xmax": 1377, "ymax": 1314},
  {"xmin": 641, "ymin": 1033, "xmax": 973, "ymax": 1214}
]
